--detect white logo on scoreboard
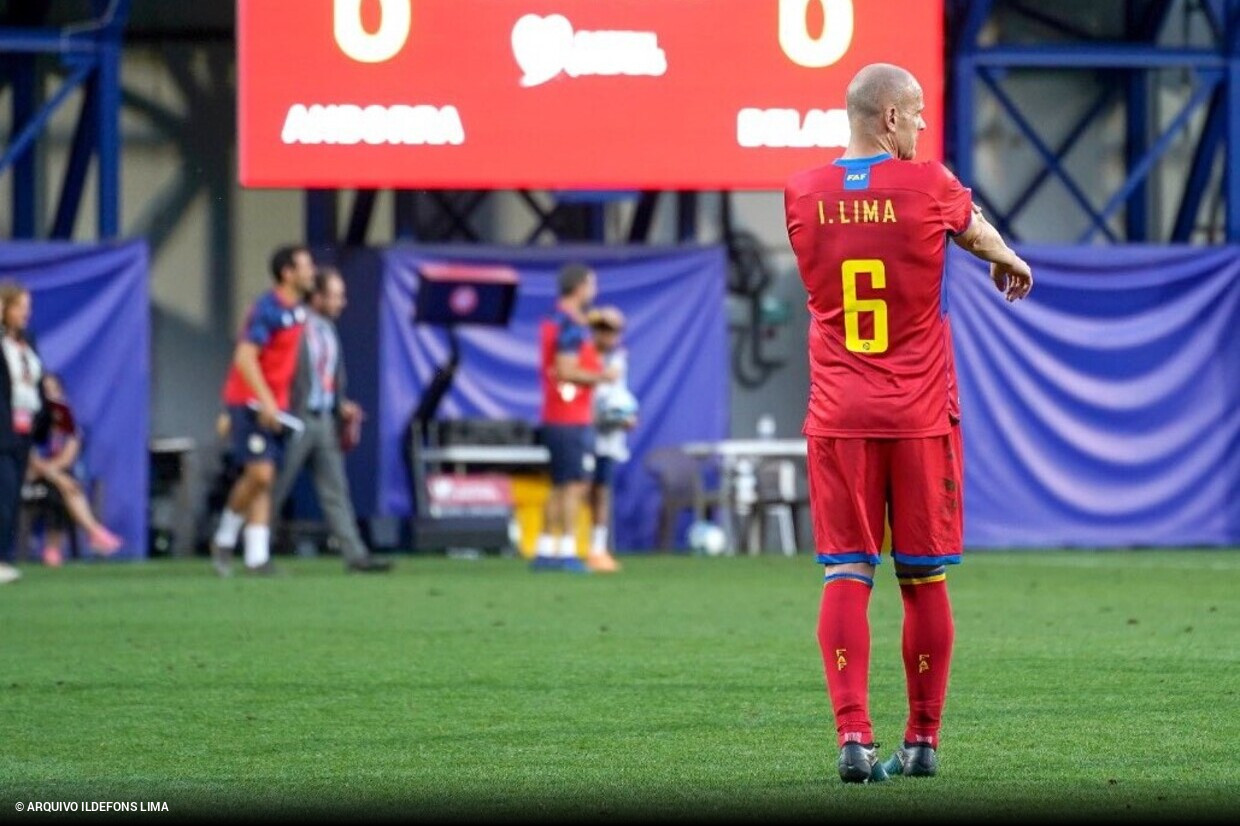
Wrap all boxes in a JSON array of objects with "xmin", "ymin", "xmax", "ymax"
[
  {"xmin": 281, "ymin": 104, "xmax": 465, "ymax": 146},
  {"xmin": 737, "ymin": 107, "xmax": 850, "ymax": 149},
  {"xmin": 511, "ymin": 14, "xmax": 667, "ymax": 88}
]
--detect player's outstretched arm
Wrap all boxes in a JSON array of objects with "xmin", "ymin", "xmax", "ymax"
[{"xmin": 951, "ymin": 205, "xmax": 1033, "ymax": 302}]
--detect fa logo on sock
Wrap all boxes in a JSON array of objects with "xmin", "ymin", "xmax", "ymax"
[
  {"xmin": 835, "ymin": 648, "xmax": 847, "ymax": 671},
  {"xmin": 918, "ymin": 654, "xmax": 930, "ymax": 673}
]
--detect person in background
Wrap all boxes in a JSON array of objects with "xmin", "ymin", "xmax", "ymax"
[
  {"xmin": 0, "ymin": 281, "xmax": 48, "ymax": 584},
  {"xmin": 209, "ymin": 245, "xmax": 315, "ymax": 577},
  {"xmin": 25, "ymin": 372, "xmax": 123, "ymax": 566},
  {"xmin": 585, "ymin": 305, "xmax": 637, "ymax": 574},
  {"xmin": 533, "ymin": 263, "xmax": 618, "ymax": 573},
  {"xmin": 270, "ymin": 266, "xmax": 391, "ymax": 573}
]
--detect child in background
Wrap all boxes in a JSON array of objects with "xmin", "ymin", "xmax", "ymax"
[
  {"xmin": 26, "ymin": 373, "xmax": 122, "ymax": 565},
  {"xmin": 586, "ymin": 306, "xmax": 638, "ymax": 574}
]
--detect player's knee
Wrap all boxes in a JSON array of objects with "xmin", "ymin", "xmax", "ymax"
[
  {"xmin": 895, "ymin": 564, "xmax": 946, "ymax": 586},
  {"xmin": 822, "ymin": 562, "xmax": 875, "ymax": 590},
  {"xmin": 246, "ymin": 462, "xmax": 275, "ymax": 488}
]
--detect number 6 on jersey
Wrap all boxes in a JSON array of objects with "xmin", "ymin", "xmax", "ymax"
[{"xmin": 842, "ymin": 259, "xmax": 888, "ymax": 354}]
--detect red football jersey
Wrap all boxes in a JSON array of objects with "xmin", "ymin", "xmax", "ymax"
[
  {"xmin": 221, "ymin": 289, "xmax": 307, "ymax": 411},
  {"xmin": 540, "ymin": 305, "xmax": 601, "ymax": 426},
  {"xmin": 785, "ymin": 153, "xmax": 973, "ymax": 437}
]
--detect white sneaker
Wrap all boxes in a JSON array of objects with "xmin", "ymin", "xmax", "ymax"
[{"xmin": 0, "ymin": 563, "xmax": 21, "ymax": 584}]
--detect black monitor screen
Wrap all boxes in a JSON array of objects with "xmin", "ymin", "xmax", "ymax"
[{"xmin": 414, "ymin": 262, "xmax": 518, "ymax": 327}]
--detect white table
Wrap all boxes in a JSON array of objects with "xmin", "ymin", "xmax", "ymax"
[
  {"xmin": 149, "ymin": 437, "xmax": 197, "ymax": 557},
  {"xmin": 682, "ymin": 439, "xmax": 807, "ymax": 460},
  {"xmin": 681, "ymin": 439, "xmax": 808, "ymax": 554},
  {"xmin": 421, "ymin": 444, "xmax": 550, "ymax": 472}
]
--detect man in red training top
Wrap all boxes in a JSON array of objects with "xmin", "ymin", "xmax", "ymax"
[
  {"xmin": 210, "ymin": 244, "xmax": 316, "ymax": 577},
  {"xmin": 533, "ymin": 263, "xmax": 618, "ymax": 573},
  {"xmin": 785, "ymin": 63, "xmax": 1033, "ymax": 783}
]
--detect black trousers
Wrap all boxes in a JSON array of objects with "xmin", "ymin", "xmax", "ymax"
[{"xmin": 0, "ymin": 440, "xmax": 32, "ymax": 562}]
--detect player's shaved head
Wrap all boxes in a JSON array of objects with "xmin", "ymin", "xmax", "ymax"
[
  {"xmin": 843, "ymin": 63, "xmax": 926, "ymax": 160},
  {"xmin": 846, "ymin": 63, "xmax": 920, "ymax": 124}
]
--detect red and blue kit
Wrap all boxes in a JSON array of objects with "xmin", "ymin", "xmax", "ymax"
[
  {"xmin": 539, "ymin": 305, "xmax": 601, "ymax": 485},
  {"xmin": 785, "ymin": 153, "xmax": 973, "ymax": 566},
  {"xmin": 221, "ymin": 290, "xmax": 306, "ymax": 465},
  {"xmin": 540, "ymin": 307, "xmax": 600, "ymax": 427},
  {"xmin": 221, "ymin": 290, "xmax": 307, "ymax": 412}
]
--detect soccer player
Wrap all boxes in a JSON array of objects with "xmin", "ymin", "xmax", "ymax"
[
  {"xmin": 533, "ymin": 263, "xmax": 618, "ymax": 573},
  {"xmin": 210, "ymin": 245, "xmax": 316, "ymax": 577},
  {"xmin": 784, "ymin": 63, "xmax": 1032, "ymax": 783}
]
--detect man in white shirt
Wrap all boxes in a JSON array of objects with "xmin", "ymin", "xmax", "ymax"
[{"xmin": 270, "ymin": 267, "xmax": 391, "ymax": 573}]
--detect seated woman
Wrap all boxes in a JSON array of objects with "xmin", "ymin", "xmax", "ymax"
[{"xmin": 26, "ymin": 373, "xmax": 121, "ymax": 565}]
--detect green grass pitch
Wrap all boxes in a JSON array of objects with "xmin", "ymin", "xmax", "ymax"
[{"xmin": 1, "ymin": 550, "xmax": 1237, "ymax": 822}]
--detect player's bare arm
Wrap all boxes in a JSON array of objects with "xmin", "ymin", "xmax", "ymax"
[
  {"xmin": 952, "ymin": 208, "xmax": 1033, "ymax": 302},
  {"xmin": 554, "ymin": 351, "xmax": 618, "ymax": 385},
  {"xmin": 233, "ymin": 341, "xmax": 281, "ymax": 430}
]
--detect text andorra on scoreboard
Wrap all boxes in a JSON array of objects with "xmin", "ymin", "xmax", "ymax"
[{"xmin": 238, "ymin": 0, "xmax": 943, "ymax": 190}]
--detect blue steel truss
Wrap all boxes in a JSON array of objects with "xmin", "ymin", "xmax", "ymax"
[
  {"xmin": 4, "ymin": 2, "xmax": 1235, "ymax": 244},
  {"xmin": 0, "ymin": 0, "xmax": 129, "ymax": 239},
  {"xmin": 303, "ymin": 188, "xmax": 700, "ymax": 246},
  {"xmin": 949, "ymin": 0, "xmax": 1240, "ymax": 242}
]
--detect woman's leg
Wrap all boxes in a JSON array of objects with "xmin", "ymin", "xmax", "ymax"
[{"xmin": 46, "ymin": 470, "xmax": 120, "ymax": 553}]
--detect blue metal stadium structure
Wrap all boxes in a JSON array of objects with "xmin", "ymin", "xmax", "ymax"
[
  {"xmin": 949, "ymin": 0, "xmax": 1240, "ymax": 243},
  {"xmin": 1, "ymin": 0, "xmax": 126, "ymax": 239}
]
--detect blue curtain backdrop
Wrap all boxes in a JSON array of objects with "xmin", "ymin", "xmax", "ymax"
[
  {"xmin": 375, "ymin": 244, "xmax": 730, "ymax": 551},
  {"xmin": 947, "ymin": 245, "xmax": 1240, "ymax": 548},
  {"xmin": 0, "ymin": 241, "xmax": 151, "ymax": 558}
]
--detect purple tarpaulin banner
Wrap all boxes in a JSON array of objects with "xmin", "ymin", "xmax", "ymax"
[
  {"xmin": 947, "ymin": 245, "xmax": 1240, "ymax": 548},
  {"xmin": 0, "ymin": 241, "xmax": 151, "ymax": 558},
  {"xmin": 375, "ymin": 244, "xmax": 730, "ymax": 552}
]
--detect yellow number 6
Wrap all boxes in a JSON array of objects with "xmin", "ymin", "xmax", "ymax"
[{"xmin": 842, "ymin": 259, "xmax": 888, "ymax": 354}]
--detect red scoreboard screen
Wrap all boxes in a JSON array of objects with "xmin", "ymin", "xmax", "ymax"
[{"xmin": 238, "ymin": 1, "xmax": 944, "ymax": 190}]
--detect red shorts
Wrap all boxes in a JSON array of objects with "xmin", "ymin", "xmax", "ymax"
[{"xmin": 806, "ymin": 426, "xmax": 963, "ymax": 567}]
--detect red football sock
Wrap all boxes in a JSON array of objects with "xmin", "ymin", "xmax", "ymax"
[
  {"xmin": 818, "ymin": 575, "xmax": 874, "ymax": 747},
  {"xmin": 898, "ymin": 572, "xmax": 955, "ymax": 750}
]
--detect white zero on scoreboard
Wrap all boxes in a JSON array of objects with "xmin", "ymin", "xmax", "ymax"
[
  {"xmin": 333, "ymin": 0, "xmax": 411, "ymax": 63},
  {"xmin": 779, "ymin": 0, "xmax": 854, "ymax": 68}
]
